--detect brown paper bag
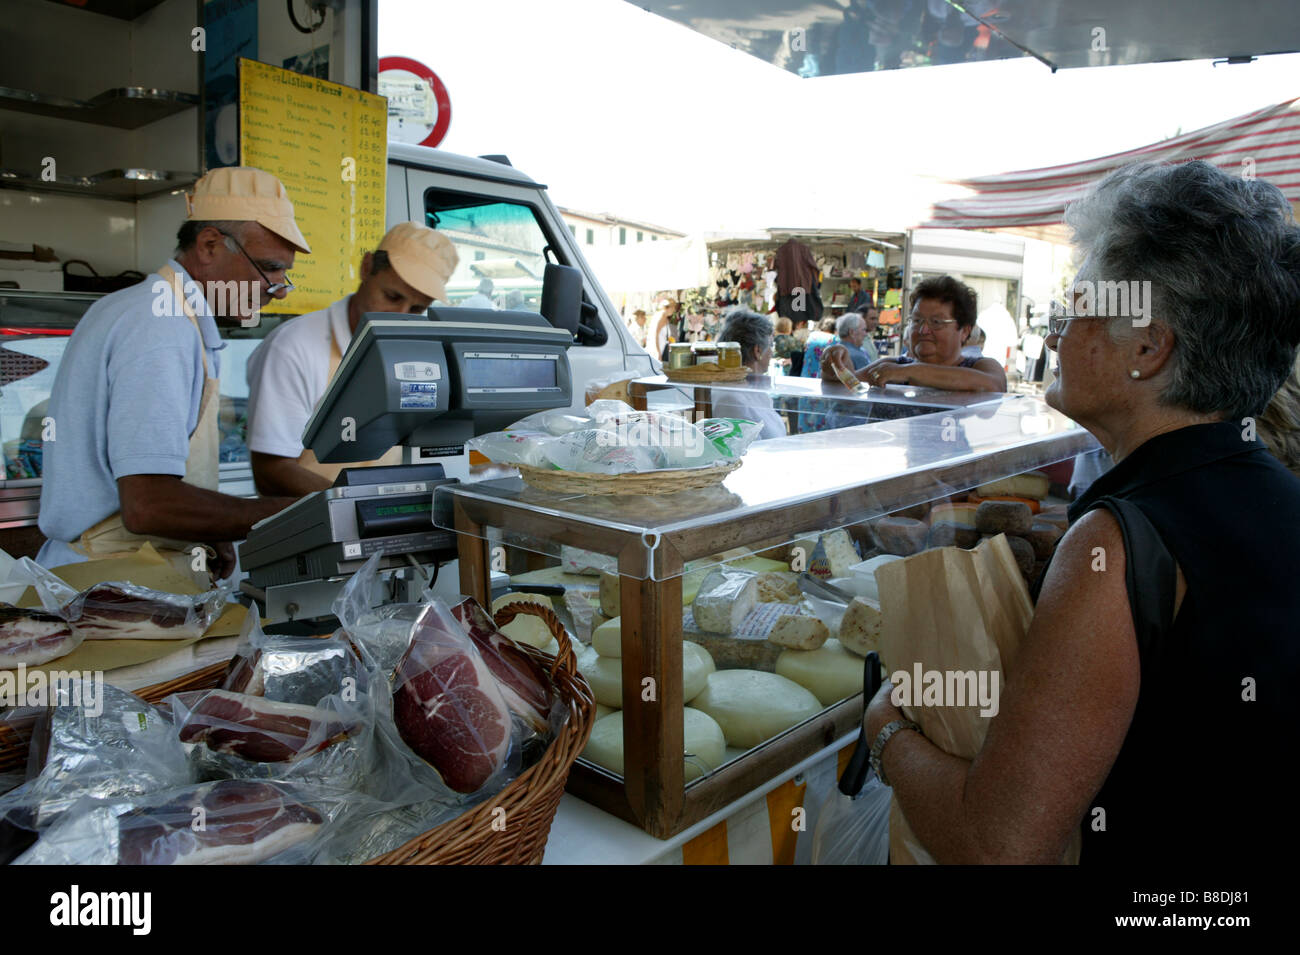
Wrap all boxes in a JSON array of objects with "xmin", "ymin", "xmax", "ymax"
[{"xmin": 875, "ymin": 535, "xmax": 1079, "ymax": 864}]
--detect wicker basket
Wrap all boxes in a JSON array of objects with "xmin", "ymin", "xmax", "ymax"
[
  {"xmin": 515, "ymin": 458, "xmax": 741, "ymax": 496},
  {"xmin": 2, "ymin": 602, "xmax": 594, "ymax": 866},
  {"xmin": 664, "ymin": 364, "xmax": 750, "ymax": 384}
]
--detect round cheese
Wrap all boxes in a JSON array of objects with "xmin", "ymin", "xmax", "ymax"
[
  {"xmin": 582, "ymin": 708, "xmax": 726, "ymax": 782},
  {"xmin": 576, "ymin": 640, "xmax": 715, "ymax": 708},
  {"xmin": 594, "ymin": 703, "xmax": 616, "ymax": 722},
  {"xmin": 690, "ymin": 670, "xmax": 822, "ymax": 749},
  {"xmin": 490, "ymin": 593, "xmax": 555, "ymax": 649},
  {"xmin": 593, "ymin": 616, "xmax": 622, "ymax": 657},
  {"xmin": 776, "ymin": 638, "xmax": 866, "ymax": 705}
]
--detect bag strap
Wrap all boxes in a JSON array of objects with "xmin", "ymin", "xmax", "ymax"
[{"xmin": 1088, "ymin": 497, "xmax": 1178, "ymax": 656}]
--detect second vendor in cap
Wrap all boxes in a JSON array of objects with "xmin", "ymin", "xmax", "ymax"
[{"xmin": 245, "ymin": 223, "xmax": 459, "ymax": 497}]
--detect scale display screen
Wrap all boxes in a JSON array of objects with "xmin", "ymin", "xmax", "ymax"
[{"xmin": 463, "ymin": 352, "xmax": 560, "ymax": 393}]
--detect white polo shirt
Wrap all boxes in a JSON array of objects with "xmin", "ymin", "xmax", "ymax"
[{"xmin": 245, "ymin": 296, "xmax": 352, "ymax": 458}]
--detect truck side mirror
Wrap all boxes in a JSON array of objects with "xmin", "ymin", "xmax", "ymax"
[{"xmin": 540, "ymin": 263, "xmax": 582, "ymax": 336}]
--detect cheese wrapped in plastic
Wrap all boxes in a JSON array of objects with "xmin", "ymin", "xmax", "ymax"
[{"xmin": 691, "ymin": 567, "xmax": 758, "ymax": 634}]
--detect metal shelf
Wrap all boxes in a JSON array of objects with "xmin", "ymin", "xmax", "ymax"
[
  {"xmin": 42, "ymin": 0, "xmax": 168, "ymax": 21},
  {"xmin": 0, "ymin": 85, "xmax": 198, "ymax": 129},
  {"xmin": 0, "ymin": 167, "xmax": 196, "ymax": 202}
]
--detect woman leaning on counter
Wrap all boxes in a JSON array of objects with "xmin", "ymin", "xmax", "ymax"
[
  {"xmin": 864, "ymin": 160, "xmax": 1300, "ymax": 865},
  {"xmin": 820, "ymin": 275, "xmax": 1008, "ymax": 393}
]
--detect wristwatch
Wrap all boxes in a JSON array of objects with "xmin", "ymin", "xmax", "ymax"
[{"xmin": 869, "ymin": 719, "xmax": 922, "ymax": 787}]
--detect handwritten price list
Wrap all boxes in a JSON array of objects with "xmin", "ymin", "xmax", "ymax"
[{"xmin": 238, "ymin": 58, "xmax": 387, "ymax": 314}]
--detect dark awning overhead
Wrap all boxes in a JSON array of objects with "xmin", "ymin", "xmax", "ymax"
[{"xmin": 633, "ymin": 1, "xmax": 1300, "ymax": 77}]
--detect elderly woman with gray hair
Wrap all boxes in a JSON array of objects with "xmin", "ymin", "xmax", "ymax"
[
  {"xmin": 864, "ymin": 160, "xmax": 1300, "ymax": 865},
  {"xmin": 710, "ymin": 307, "xmax": 787, "ymax": 440}
]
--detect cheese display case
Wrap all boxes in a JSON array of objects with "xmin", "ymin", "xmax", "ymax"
[{"xmin": 434, "ymin": 394, "xmax": 1098, "ymax": 838}]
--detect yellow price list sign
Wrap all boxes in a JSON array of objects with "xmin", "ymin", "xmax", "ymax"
[{"xmin": 238, "ymin": 58, "xmax": 387, "ymax": 314}]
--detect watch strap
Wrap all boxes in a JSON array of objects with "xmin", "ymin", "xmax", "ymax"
[{"xmin": 869, "ymin": 718, "xmax": 922, "ymax": 787}]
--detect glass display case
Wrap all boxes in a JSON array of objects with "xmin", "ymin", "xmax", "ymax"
[{"xmin": 434, "ymin": 395, "xmax": 1098, "ymax": 837}]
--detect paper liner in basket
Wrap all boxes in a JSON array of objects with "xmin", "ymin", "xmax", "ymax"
[{"xmin": 875, "ymin": 534, "xmax": 1080, "ymax": 865}]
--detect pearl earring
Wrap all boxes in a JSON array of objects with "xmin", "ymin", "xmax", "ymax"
[{"xmin": 1130, "ymin": 370, "xmax": 1141, "ymax": 379}]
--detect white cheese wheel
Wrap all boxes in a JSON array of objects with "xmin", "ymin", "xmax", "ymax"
[
  {"xmin": 595, "ymin": 703, "xmax": 616, "ymax": 722},
  {"xmin": 689, "ymin": 670, "xmax": 822, "ymax": 749},
  {"xmin": 838, "ymin": 597, "xmax": 883, "ymax": 657},
  {"xmin": 582, "ymin": 708, "xmax": 726, "ymax": 782},
  {"xmin": 682, "ymin": 641, "xmax": 715, "ymax": 704},
  {"xmin": 692, "ymin": 568, "xmax": 758, "ymax": 633},
  {"xmin": 576, "ymin": 640, "xmax": 715, "ymax": 707},
  {"xmin": 490, "ymin": 593, "xmax": 555, "ymax": 649},
  {"xmin": 593, "ymin": 616, "xmax": 622, "ymax": 657},
  {"xmin": 776, "ymin": 638, "xmax": 866, "ymax": 705}
]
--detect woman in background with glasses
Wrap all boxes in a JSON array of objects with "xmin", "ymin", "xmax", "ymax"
[{"xmin": 820, "ymin": 275, "xmax": 1007, "ymax": 393}]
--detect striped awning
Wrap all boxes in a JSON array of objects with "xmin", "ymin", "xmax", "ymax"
[{"xmin": 925, "ymin": 96, "xmax": 1300, "ymax": 235}]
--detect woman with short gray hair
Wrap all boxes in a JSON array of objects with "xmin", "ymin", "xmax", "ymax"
[
  {"xmin": 864, "ymin": 159, "xmax": 1300, "ymax": 866},
  {"xmin": 712, "ymin": 307, "xmax": 786, "ymax": 439}
]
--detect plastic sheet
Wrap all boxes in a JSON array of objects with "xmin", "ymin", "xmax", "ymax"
[{"xmin": 0, "ymin": 684, "xmax": 192, "ymax": 831}]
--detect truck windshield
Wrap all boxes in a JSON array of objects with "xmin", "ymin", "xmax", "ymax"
[{"xmin": 424, "ymin": 189, "xmax": 551, "ymax": 313}]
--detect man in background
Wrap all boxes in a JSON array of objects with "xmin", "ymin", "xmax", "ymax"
[
  {"xmin": 836, "ymin": 312, "xmax": 876, "ymax": 369},
  {"xmin": 462, "ymin": 277, "xmax": 495, "ymax": 308},
  {"xmin": 846, "ymin": 277, "xmax": 873, "ymax": 314}
]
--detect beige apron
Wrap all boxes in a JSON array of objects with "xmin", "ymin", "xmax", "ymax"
[
  {"xmin": 296, "ymin": 331, "xmax": 403, "ymax": 480},
  {"xmin": 71, "ymin": 264, "xmax": 220, "ymax": 585}
]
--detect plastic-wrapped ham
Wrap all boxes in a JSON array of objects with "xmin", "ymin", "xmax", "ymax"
[
  {"xmin": 174, "ymin": 689, "xmax": 361, "ymax": 764},
  {"xmin": 391, "ymin": 601, "xmax": 512, "ymax": 794},
  {"xmin": 0, "ymin": 604, "xmax": 81, "ymax": 667},
  {"xmin": 15, "ymin": 779, "xmax": 325, "ymax": 865},
  {"xmin": 450, "ymin": 598, "xmax": 554, "ymax": 734},
  {"xmin": 66, "ymin": 583, "xmax": 224, "ymax": 641}
]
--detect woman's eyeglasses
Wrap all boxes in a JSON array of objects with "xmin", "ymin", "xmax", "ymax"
[
  {"xmin": 908, "ymin": 315, "xmax": 958, "ymax": 332},
  {"xmin": 221, "ymin": 233, "xmax": 295, "ymax": 295}
]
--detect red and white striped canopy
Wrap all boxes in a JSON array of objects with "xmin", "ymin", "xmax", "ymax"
[{"xmin": 925, "ymin": 97, "xmax": 1300, "ymax": 238}]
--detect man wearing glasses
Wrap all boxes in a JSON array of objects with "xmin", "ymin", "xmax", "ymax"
[
  {"xmin": 245, "ymin": 222, "xmax": 459, "ymax": 496},
  {"xmin": 821, "ymin": 275, "xmax": 1007, "ymax": 393},
  {"xmin": 37, "ymin": 167, "xmax": 308, "ymax": 580}
]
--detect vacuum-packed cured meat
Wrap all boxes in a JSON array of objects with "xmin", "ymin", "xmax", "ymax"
[
  {"xmin": 451, "ymin": 598, "xmax": 553, "ymax": 732},
  {"xmin": 176, "ymin": 689, "xmax": 360, "ymax": 763},
  {"xmin": 0, "ymin": 604, "xmax": 80, "ymax": 666},
  {"xmin": 391, "ymin": 603, "xmax": 512, "ymax": 794},
  {"xmin": 116, "ymin": 780, "xmax": 323, "ymax": 865}
]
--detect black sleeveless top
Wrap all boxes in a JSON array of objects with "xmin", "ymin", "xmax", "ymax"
[{"xmin": 1034, "ymin": 422, "xmax": 1300, "ymax": 865}]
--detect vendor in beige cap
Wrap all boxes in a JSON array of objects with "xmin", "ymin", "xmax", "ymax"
[
  {"xmin": 245, "ymin": 221, "xmax": 459, "ymax": 496},
  {"xmin": 37, "ymin": 166, "xmax": 309, "ymax": 580}
]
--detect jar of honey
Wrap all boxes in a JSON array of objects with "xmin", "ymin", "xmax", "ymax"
[
  {"xmin": 691, "ymin": 342, "xmax": 719, "ymax": 365},
  {"xmin": 668, "ymin": 343, "xmax": 695, "ymax": 369},
  {"xmin": 718, "ymin": 342, "xmax": 743, "ymax": 369}
]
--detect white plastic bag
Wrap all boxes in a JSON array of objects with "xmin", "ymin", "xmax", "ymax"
[{"xmin": 810, "ymin": 773, "xmax": 892, "ymax": 865}]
